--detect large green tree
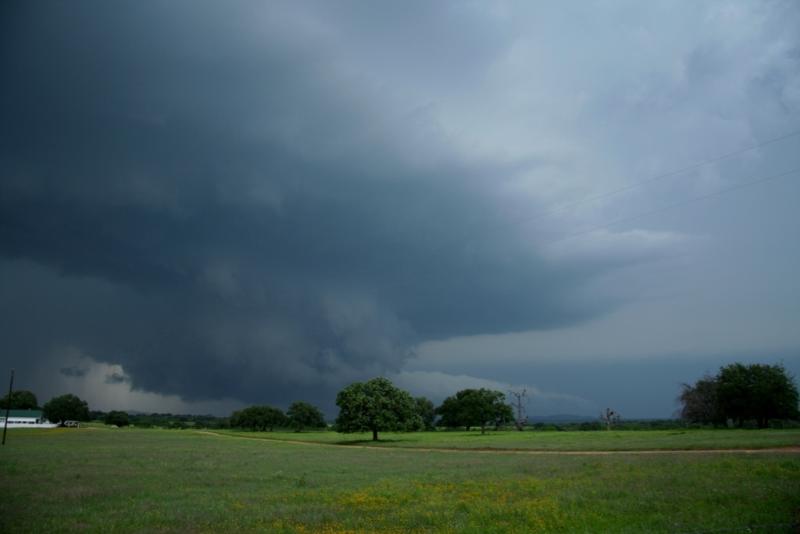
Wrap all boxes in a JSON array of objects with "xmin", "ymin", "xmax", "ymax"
[
  {"xmin": 436, "ymin": 388, "xmax": 513, "ymax": 434},
  {"xmin": 42, "ymin": 394, "xmax": 90, "ymax": 423},
  {"xmin": 717, "ymin": 363, "xmax": 799, "ymax": 428},
  {"xmin": 286, "ymin": 401, "xmax": 326, "ymax": 431},
  {"xmin": 104, "ymin": 410, "xmax": 130, "ymax": 427},
  {"xmin": 415, "ymin": 397, "xmax": 436, "ymax": 430},
  {"xmin": 335, "ymin": 377, "xmax": 420, "ymax": 441},
  {"xmin": 678, "ymin": 375, "xmax": 724, "ymax": 425},
  {"xmin": 0, "ymin": 390, "xmax": 39, "ymax": 410},
  {"xmin": 230, "ymin": 406, "xmax": 286, "ymax": 431},
  {"xmin": 679, "ymin": 363, "xmax": 799, "ymax": 428}
]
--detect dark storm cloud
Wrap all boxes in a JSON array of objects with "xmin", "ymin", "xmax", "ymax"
[{"xmin": 1, "ymin": 2, "xmax": 648, "ymax": 407}]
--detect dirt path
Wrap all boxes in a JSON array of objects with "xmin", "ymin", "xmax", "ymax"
[{"xmin": 194, "ymin": 430, "xmax": 800, "ymax": 456}]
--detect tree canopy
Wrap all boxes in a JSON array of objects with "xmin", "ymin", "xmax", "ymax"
[
  {"xmin": 335, "ymin": 377, "xmax": 420, "ymax": 441},
  {"xmin": 679, "ymin": 376, "xmax": 724, "ymax": 426},
  {"xmin": 42, "ymin": 394, "xmax": 90, "ymax": 423},
  {"xmin": 230, "ymin": 405, "xmax": 286, "ymax": 431},
  {"xmin": 286, "ymin": 401, "xmax": 326, "ymax": 431},
  {"xmin": 679, "ymin": 363, "xmax": 799, "ymax": 427},
  {"xmin": 718, "ymin": 363, "xmax": 799, "ymax": 427},
  {"xmin": 0, "ymin": 390, "xmax": 39, "ymax": 410},
  {"xmin": 104, "ymin": 410, "xmax": 130, "ymax": 427},
  {"xmin": 436, "ymin": 388, "xmax": 513, "ymax": 433},
  {"xmin": 414, "ymin": 397, "xmax": 436, "ymax": 430}
]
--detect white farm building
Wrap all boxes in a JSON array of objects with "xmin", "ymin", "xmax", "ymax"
[{"xmin": 0, "ymin": 409, "xmax": 58, "ymax": 428}]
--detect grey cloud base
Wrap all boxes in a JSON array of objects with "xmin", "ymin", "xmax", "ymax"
[{"xmin": 0, "ymin": 2, "xmax": 609, "ymax": 407}]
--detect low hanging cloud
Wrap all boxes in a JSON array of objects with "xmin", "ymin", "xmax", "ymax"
[{"xmin": 1, "ymin": 2, "xmax": 798, "ymax": 412}]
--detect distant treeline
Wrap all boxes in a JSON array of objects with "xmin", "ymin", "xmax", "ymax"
[
  {"xmin": 8, "ymin": 361, "xmax": 796, "ymax": 433},
  {"xmin": 89, "ymin": 411, "xmax": 230, "ymax": 429},
  {"xmin": 526, "ymin": 419, "xmax": 800, "ymax": 431},
  {"xmin": 99, "ymin": 409, "xmax": 701, "ymax": 432},
  {"xmin": 89, "ymin": 413, "xmax": 800, "ymax": 432}
]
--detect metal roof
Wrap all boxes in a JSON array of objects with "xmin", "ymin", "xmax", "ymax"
[{"xmin": 1, "ymin": 409, "xmax": 44, "ymax": 419}]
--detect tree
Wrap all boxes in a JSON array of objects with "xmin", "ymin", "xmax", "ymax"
[
  {"xmin": 0, "ymin": 390, "xmax": 39, "ymax": 410},
  {"xmin": 335, "ymin": 377, "xmax": 420, "ymax": 441},
  {"xmin": 679, "ymin": 375, "xmax": 724, "ymax": 425},
  {"xmin": 748, "ymin": 364, "xmax": 800, "ymax": 427},
  {"xmin": 715, "ymin": 363, "xmax": 751, "ymax": 426},
  {"xmin": 436, "ymin": 394, "xmax": 465, "ymax": 429},
  {"xmin": 415, "ymin": 397, "xmax": 436, "ymax": 430},
  {"xmin": 717, "ymin": 363, "xmax": 799, "ymax": 428},
  {"xmin": 230, "ymin": 406, "xmax": 286, "ymax": 431},
  {"xmin": 286, "ymin": 401, "xmax": 326, "ymax": 432},
  {"xmin": 679, "ymin": 363, "xmax": 799, "ymax": 428},
  {"xmin": 436, "ymin": 389, "xmax": 513, "ymax": 434},
  {"xmin": 42, "ymin": 394, "xmax": 90, "ymax": 423},
  {"xmin": 104, "ymin": 410, "xmax": 130, "ymax": 427}
]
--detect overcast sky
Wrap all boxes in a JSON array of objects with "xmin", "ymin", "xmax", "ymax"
[{"xmin": 1, "ymin": 1, "xmax": 799, "ymax": 418}]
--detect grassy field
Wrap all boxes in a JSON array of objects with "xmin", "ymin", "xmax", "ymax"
[
  {"xmin": 1, "ymin": 428, "xmax": 799, "ymax": 533},
  {"xmin": 220, "ymin": 428, "xmax": 800, "ymax": 451}
]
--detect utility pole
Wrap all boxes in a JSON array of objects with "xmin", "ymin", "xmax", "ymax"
[
  {"xmin": 2, "ymin": 369, "xmax": 14, "ymax": 446},
  {"xmin": 601, "ymin": 408, "xmax": 619, "ymax": 431},
  {"xmin": 508, "ymin": 388, "xmax": 528, "ymax": 431}
]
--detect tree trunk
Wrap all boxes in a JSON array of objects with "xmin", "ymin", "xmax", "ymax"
[
  {"xmin": 480, "ymin": 425, "xmax": 485, "ymax": 435},
  {"xmin": 372, "ymin": 429, "xmax": 378, "ymax": 441}
]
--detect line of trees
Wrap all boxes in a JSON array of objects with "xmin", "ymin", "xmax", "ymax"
[
  {"xmin": 104, "ymin": 410, "xmax": 130, "ymax": 427},
  {"xmin": 333, "ymin": 377, "xmax": 515, "ymax": 440},
  {"xmin": 679, "ymin": 363, "xmax": 799, "ymax": 428},
  {"xmin": 329, "ymin": 363, "xmax": 798, "ymax": 440},
  {"xmin": 8, "ymin": 361, "xmax": 797, "ymax": 436},
  {"xmin": 100, "ymin": 412, "xmax": 228, "ymax": 429},
  {"xmin": 230, "ymin": 401, "xmax": 326, "ymax": 432},
  {"xmin": 436, "ymin": 388, "xmax": 513, "ymax": 434},
  {"xmin": 228, "ymin": 379, "xmax": 517, "ymax": 441}
]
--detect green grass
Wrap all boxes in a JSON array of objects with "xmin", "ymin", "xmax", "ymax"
[
  {"xmin": 1, "ymin": 427, "xmax": 799, "ymax": 533},
  {"xmin": 220, "ymin": 427, "xmax": 800, "ymax": 451}
]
